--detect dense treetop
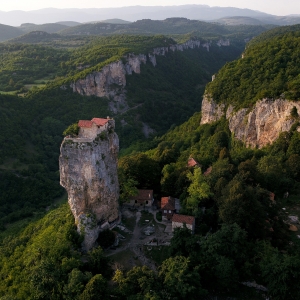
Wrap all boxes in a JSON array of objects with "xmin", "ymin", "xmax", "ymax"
[{"xmin": 206, "ymin": 25, "xmax": 300, "ymax": 108}]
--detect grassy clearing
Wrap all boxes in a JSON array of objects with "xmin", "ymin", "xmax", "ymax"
[
  {"xmin": 34, "ymin": 79, "xmax": 51, "ymax": 84},
  {"xmin": 52, "ymin": 192, "xmax": 68, "ymax": 206},
  {"xmin": 24, "ymin": 83, "xmax": 46, "ymax": 90},
  {"xmin": 138, "ymin": 210, "xmax": 154, "ymax": 227},
  {"xmin": 0, "ymin": 90, "xmax": 18, "ymax": 95},
  {"xmin": 0, "ymin": 158, "xmax": 28, "ymax": 171},
  {"xmin": 0, "ymin": 211, "xmax": 46, "ymax": 242},
  {"xmin": 156, "ymin": 211, "xmax": 162, "ymax": 221},
  {"xmin": 121, "ymin": 216, "xmax": 136, "ymax": 231},
  {"xmin": 109, "ymin": 249, "xmax": 142, "ymax": 270},
  {"xmin": 143, "ymin": 245, "xmax": 170, "ymax": 265}
]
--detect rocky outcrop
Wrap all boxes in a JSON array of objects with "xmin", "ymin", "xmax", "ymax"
[
  {"xmin": 71, "ymin": 61, "xmax": 126, "ymax": 98},
  {"xmin": 201, "ymin": 96, "xmax": 300, "ymax": 148},
  {"xmin": 70, "ymin": 39, "xmax": 229, "ymax": 113},
  {"xmin": 125, "ymin": 54, "xmax": 147, "ymax": 74},
  {"xmin": 217, "ymin": 39, "xmax": 230, "ymax": 47},
  {"xmin": 70, "ymin": 38, "xmax": 231, "ymax": 138},
  {"xmin": 59, "ymin": 121, "xmax": 119, "ymax": 251}
]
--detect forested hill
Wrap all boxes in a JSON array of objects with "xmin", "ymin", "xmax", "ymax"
[
  {"xmin": 59, "ymin": 17, "xmax": 273, "ymax": 38},
  {"xmin": 0, "ymin": 25, "xmax": 281, "ymax": 236},
  {"xmin": 206, "ymin": 24, "xmax": 300, "ymax": 108},
  {"xmin": 0, "ymin": 33, "xmax": 244, "ymax": 237},
  {"xmin": 1, "ymin": 25, "xmax": 300, "ymax": 300},
  {"xmin": 0, "ymin": 23, "xmax": 24, "ymax": 42},
  {"xmin": 115, "ymin": 28, "xmax": 300, "ymax": 298},
  {"xmin": 1, "ymin": 17, "xmax": 274, "ymax": 43}
]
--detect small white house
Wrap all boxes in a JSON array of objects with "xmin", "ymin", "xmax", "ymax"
[{"xmin": 172, "ymin": 214, "xmax": 195, "ymax": 234}]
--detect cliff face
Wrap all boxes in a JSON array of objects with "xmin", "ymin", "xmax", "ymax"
[
  {"xmin": 70, "ymin": 39, "xmax": 230, "ymax": 114},
  {"xmin": 201, "ymin": 96, "xmax": 300, "ymax": 148},
  {"xmin": 59, "ymin": 121, "xmax": 119, "ymax": 251}
]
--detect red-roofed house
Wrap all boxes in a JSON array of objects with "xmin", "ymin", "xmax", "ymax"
[
  {"xmin": 78, "ymin": 117, "xmax": 112, "ymax": 139},
  {"xmin": 161, "ymin": 196, "xmax": 175, "ymax": 220},
  {"xmin": 187, "ymin": 157, "xmax": 199, "ymax": 168},
  {"xmin": 203, "ymin": 166, "xmax": 212, "ymax": 176},
  {"xmin": 130, "ymin": 189, "xmax": 154, "ymax": 207},
  {"xmin": 172, "ymin": 214, "xmax": 195, "ymax": 234}
]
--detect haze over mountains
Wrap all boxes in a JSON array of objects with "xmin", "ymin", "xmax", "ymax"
[{"xmin": 0, "ymin": 5, "xmax": 300, "ymax": 26}]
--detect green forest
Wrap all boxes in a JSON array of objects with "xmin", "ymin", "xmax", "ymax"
[
  {"xmin": 1, "ymin": 22, "xmax": 300, "ymax": 299},
  {"xmin": 206, "ymin": 24, "xmax": 300, "ymax": 108},
  {"xmin": 0, "ymin": 33, "xmax": 245, "ymax": 231}
]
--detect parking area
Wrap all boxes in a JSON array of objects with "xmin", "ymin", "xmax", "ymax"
[{"xmin": 106, "ymin": 206, "xmax": 173, "ymax": 270}]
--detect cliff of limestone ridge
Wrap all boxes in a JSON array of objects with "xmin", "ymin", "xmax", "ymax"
[
  {"xmin": 70, "ymin": 39, "xmax": 230, "ymax": 114},
  {"xmin": 59, "ymin": 118, "xmax": 119, "ymax": 251},
  {"xmin": 200, "ymin": 26, "xmax": 300, "ymax": 148},
  {"xmin": 201, "ymin": 96, "xmax": 300, "ymax": 148}
]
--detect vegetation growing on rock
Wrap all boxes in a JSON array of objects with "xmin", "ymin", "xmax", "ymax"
[{"xmin": 206, "ymin": 25, "xmax": 300, "ymax": 108}]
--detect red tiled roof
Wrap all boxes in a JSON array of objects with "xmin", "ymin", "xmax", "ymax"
[
  {"xmin": 188, "ymin": 157, "xmax": 199, "ymax": 167},
  {"xmin": 78, "ymin": 118, "xmax": 109, "ymax": 128},
  {"xmin": 172, "ymin": 214, "xmax": 195, "ymax": 225},
  {"xmin": 91, "ymin": 118, "xmax": 109, "ymax": 126},
  {"xmin": 161, "ymin": 196, "xmax": 175, "ymax": 210},
  {"xmin": 204, "ymin": 166, "xmax": 212, "ymax": 176},
  {"xmin": 131, "ymin": 189, "xmax": 153, "ymax": 202},
  {"xmin": 78, "ymin": 120, "xmax": 93, "ymax": 128}
]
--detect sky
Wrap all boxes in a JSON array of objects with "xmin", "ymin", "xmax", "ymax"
[{"xmin": 0, "ymin": 0, "xmax": 299, "ymax": 16}]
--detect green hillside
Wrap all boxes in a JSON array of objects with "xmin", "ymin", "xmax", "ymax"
[
  {"xmin": 0, "ymin": 34, "xmax": 244, "ymax": 231},
  {"xmin": 0, "ymin": 203, "xmax": 113, "ymax": 299},
  {"xmin": 19, "ymin": 23, "xmax": 69, "ymax": 33},
  {"xmin": 0, "ymin": 23, "xmax": 23, "ymax": 42},
  {"xmin": 215, "ymin": 16, "xmax": 265, "ymax": 25},
  {"xmin": 101, "ymin": 18, "xmax": 131, "ymax": 24},
  {"xmin": 118, "ymin": 112, "xmax": 300, "ymax": 299},
  {"xmin": 206, "ymin": 24, "xmax": 300, "ymax": 108},
  {"xmin": 1, "ymin": 24, "xmax": 300, "ymax": 300},
  {"xmin": 55, "ymin": 21, "xmax": 81, "ymax": 27},
  {"xmin": 8, "ymin": 31, "xmax": 62, "ymax": 44},
  {"xmin": 3, "ymin": 115, "xmax": 300, "ymax": 299},
  {"xmin": 59, "ymin": 17, "xmax": 273, "ymax": 38}
]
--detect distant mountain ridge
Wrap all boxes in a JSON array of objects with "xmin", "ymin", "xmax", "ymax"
[
  {"xmin": 3, "ymin": 18, "xmax": 273, "ymax": 44},
  {"xmin": 0, "ymin": 5, "xmax": 299, "ymax": 26},
  {"xmin": 0, "ymin": 24, "xmax": 23, "ymax": 42},
  {"xmin": 214, "ymin": 16, "xmax": 265, "ymax": 26}
]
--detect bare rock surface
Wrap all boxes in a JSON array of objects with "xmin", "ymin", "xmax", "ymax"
[
  {"xmin": 201, "ymin": 96, "xmax": 300, "ymax": 148},
  {"xmin": 70, "ymin": 39, "xmax": 228, "ymax": 116},
  {"xmin": 59, "ymin": 121, "xmax": 119, "ymax": 251}
]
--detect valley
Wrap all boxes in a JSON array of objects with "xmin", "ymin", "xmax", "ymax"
[{"xmin": 0, "ymin": 11, "xmax": 300, "ymax": 300}]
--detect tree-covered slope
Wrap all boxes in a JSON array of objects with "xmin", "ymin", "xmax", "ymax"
[
  {"xmin": 118, "ymin": 113, "xmax": 300, "ymax": 299},
  {"xmin": 59, "ymin": 17, "xmax": 274, "ymax": 38},
  {"xmin": 215, "ymin": 16, "xmax": 265, "ymax": 25},
  {"xmin": 0, "ymin": 33, "xmax": 244, "ymax": 231},
  {"xmin": 0, "ymin": 23, "xmax": 23, "ymax": 42},
  {"xmin": 0, "ymin": 203, "xmax": 113, "ymax": 299},
  {"xmin": 206, "ymin": 25, "xmax": 300, "ymax": 108},
  {"xmin": 19, "ymin": 23, "xmax": 69, "ymax": 33},
  {"xmin": 2, "ymin": 25, "xmax": 300, "ymax": 299}
]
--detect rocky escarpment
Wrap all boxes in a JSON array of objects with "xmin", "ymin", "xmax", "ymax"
[
  {"xmin": 59, "ymin": 120, "xmax": 119, "ymax": 251},
  {"xmin": 201, "ymin": 96, "xmax": 300, "ymax": 148},
  {"xmin": 70, "ymin": 39, "xmax": 230, "ymax": 115}
]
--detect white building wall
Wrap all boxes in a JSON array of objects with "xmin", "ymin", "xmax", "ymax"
[
  {"xmin": 172, "ymin": 221, "xmax": 194, "ymax": 233},
  {"xmin": 78, "ymin": 124, "xmax": 98, "ymax": 139}
]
